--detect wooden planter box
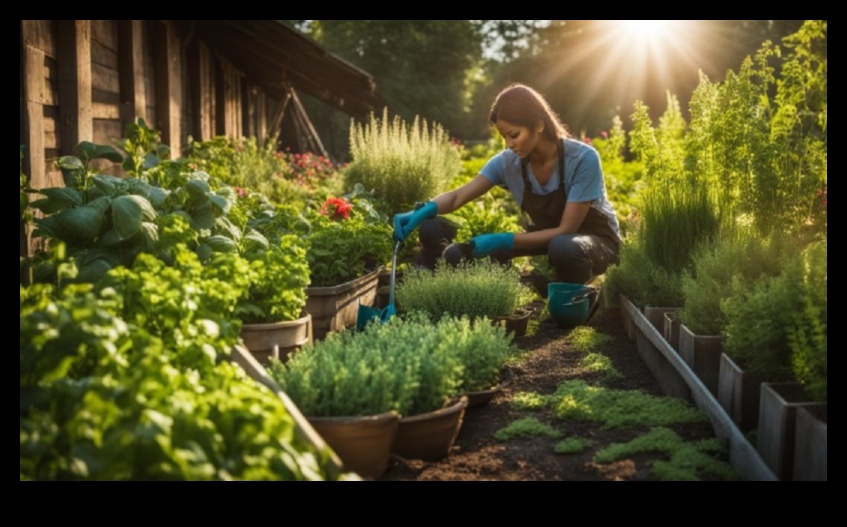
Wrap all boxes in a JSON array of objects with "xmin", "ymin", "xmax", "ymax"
[
  {"xmin": 240, "ymin": 313, "xmax": 313, "ymax": 367},
  {"xmin": 619, "ymin": 295, "xmax": 776, "ymax": 481},
  {"xmin": 635, "ymin": 304, "xmax": 690, "ymax": 401},
  {"xmin": 679, "ymin": 324, "xmax": 724, "ymax": 397},
  {"xmin": 305, "ymin": 267, "xmax": 382, "ymax": 341},
  {"xmin": 757, "ymin": 382, "xmax": 826, "ymax": 481},
  {"xmin": 663, "ymin": 311, "xmax": 681, "ymax": 352},
  {"xmin": 717, "ymin": 353, "xmax": 762, "ymax": 433},
  {"xmin": 793, "ymin": 404, "xmax": 827, "ymax": 481}
]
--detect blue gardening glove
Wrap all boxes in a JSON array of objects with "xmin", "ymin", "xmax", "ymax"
[
  {"xmin": 470, "ymin": 232, "xmax": 515, "ymax": 258},
  {"xmin": 393, "ymin": 201, "xmax": 438, "ymax": 242}
]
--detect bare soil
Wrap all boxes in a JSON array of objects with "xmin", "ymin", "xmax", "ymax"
[{"xmin": 379, "ymin": 303, "xmax": 727, "ymax": 481}]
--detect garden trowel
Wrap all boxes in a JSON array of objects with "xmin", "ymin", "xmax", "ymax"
[{"xmin": 356, "ymin": 240, "xmax": 401, "ymax": 330}]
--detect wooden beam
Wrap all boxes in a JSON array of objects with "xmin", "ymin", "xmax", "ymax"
[
  {"xmin": 152, "ymin": 21, "xmax": 181, "ymax": 156},
  {"xmin": 267, "ymin": 88, "xmax": 292, "ymax": 145},
  {"xmin": 118, "ymin": 20, "xmax": 146, "ymax": 126},
  {"xmin": 290, "ymin": 88, "xmax": 328, "ymax": 159},
  {"xmin": 188, "ymin": 39, "xmax": 214, "ymax": 141},
  {"xmin": 56, "ymin": 20, "xmax": 93, "ymax": 154},
  {"xmin": 22, "ymin": 23, "xmax": 47, "ymax": 265}
]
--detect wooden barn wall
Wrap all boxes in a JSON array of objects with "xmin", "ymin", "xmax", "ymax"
[
  {"xmin": 216, "ymin": 58, "xmax": 242, "ymax": 138},
  {"xmin": 90, "ymin": 20, "xmax": 122, "ymax": 174}
]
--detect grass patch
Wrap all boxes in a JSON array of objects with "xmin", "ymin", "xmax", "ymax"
[
  {"xmin": 568, "ymin": 327, "xmax": 613, "ymax": 353},
  {"xmin": 510, "ymin": 391, "xmax": 547, "ymax": 411},
  {"xmin": 517, "ymin": 380, "xmax": 707, "ymax": 429},
  {"xmin": 594, "ymin": 427, "xmax": 740, "ymax": 481},
  {"xmin": 554, "ymin": 437, "xmax": 591, "ymax": 455},
  {"xmin": 581, "ymin": 352, "xmax": 623, "ymax": 381},
  {"xmin": 494, "ymin": 417, "xmax": 562, "ymax": 441}
]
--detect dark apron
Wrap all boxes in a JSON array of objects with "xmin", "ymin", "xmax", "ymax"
[{"xmin": 520, "ymin": 139, "xmax": 620, "ymax": 244}]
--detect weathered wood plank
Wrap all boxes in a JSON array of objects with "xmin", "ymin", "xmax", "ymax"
[
  {"xmin": 90, "ymin": 20, "xmax": 118, "ymax": 52},
  {"xmin": 152, "ymin": 21, "xmax": 182, "ymax": 155},
  {"xmin": 91, "ymin": 38, "xmax": 119, "ymax": 69},
  {"xmin": 23, "ymin": 44, "xmax": 46, "ymax": 191},
  {"xmin": 92, "ymin": 62, "xmax": 120, "ymax": 95},
  {"xmin": 118, "ymin": 20, "xmax": 146, "ymax": 126},
  {"xmin": 57, "ymin": 20, "xmax": 93, "ymax": 153},
  {"xmin": 22, "ymin": 20, "xmax": 57, "ymax": 57}
]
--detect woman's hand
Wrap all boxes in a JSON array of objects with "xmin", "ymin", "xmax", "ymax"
[
  {"xmin": 470, "ymin": 232, "xmax": 515, "ymax": 257},
  {"xmin": 393, "ymin": 201, "xmax": 438, "ymax": 242}
]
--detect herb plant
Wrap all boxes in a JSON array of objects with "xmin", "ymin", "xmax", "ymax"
[{"xmin": 397, "ymin": 259, "xmax": 534, "ymax": 321}]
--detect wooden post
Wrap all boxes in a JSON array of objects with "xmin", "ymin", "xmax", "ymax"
[
  {"xmin": 56, "ymin": 21, "xmax": 93, "ymax": 154},
  {"xmin": 152, "ymin": 20, "xmax": 181, "ymax": 156},
  {"xmin": 188, "ymin": 40, "xmax": 213, "ymax": 141},
  {"xmin": 118, "ymin": 20, "xmax": 146, "ymax": 126},
  {"xmin": 290, "ymin": 88, "xmax": 329, "ymax": 159},
  {"xmin": 267, "ymin": 85, "xmax": 292, "ymax": 144}
]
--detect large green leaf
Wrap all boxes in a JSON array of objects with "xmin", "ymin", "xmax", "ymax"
[
  {"xmin": 30, "ymin": 187, "xmax": 83, "ymax": 214},
  {"xmin": 148, "ymin": 186, "xmax": 170, "ymax": 208},
  {"xmin": 190, "ymin": 200, "xmax": 216, "ymax": 230},
  {"xmin": 215, "ymin": 216, "xmax": 242, "ymax": 242},
  {"xmin": 32, "ymin": 215, "xmax": 67, "ymax": 240},
  {"xmin": 56, "ymin": 156, "xmax": 85, "ymax": 187},
  {"xmin": 205, "ymin": 235, "xmax": 238, "ymax": 253},
  {"xmin": 186, "ymin": 178, "xmax": 211, "ymax": 197},
  {"xmin": 77, "ymin": 142, "xmax": 123, "ymax": 164},
  {"xmin": 138, "ymin": 222, "xmax": 159, "ymax": 252},
  {"xmin": 75, "ymin": 258, "xmax": 114, "ymax": 284},
  {"xmin": 207, "ymin": 192, "xmax": 231, "ymax": 215},
  {"xmin": 243, "ymin": 229, "xmax": 270, "ymax": 253},
  {"xmin": 91, "ymin": 174, "xmax": 125, "ymax": 197},
  {"xmin": 112, "ymin": 195, "xmax": 157, "ymax": 240},
  {"xmin": 56, "ymin": 196, "xmax": 111, "ymax": 239}
]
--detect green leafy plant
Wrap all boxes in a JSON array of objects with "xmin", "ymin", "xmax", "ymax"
[
  {"xmin": 305, "ymin": 213, "xmax": 393, "ymax": 287},
  {"xmin": 397, "ymin": 259, "xmax": 534, "ymax": 321},
  {"xmin": 788, "ymin": 239, "xmax": 827, "ymax": 402},
  {"xmin": 344, "ymin": 107, "xmax": 461, "ymax": 215},
  {"xmin": 554, "ymin": 436, "xmax": 592, "ymax": 455},
  {"xmin": 239, "ymin": 235, "xmax": 311, "ymax": 324},
  {"xmin": 679, "ymin": 230, "xmax": 798, "ymax": 335},
  {"xmin": 20, "ymin": 256, "xmax": 343, "ymax": 480},
  {"xmin": 438, "ymin": 316, "xmax": 515, "ymax": 393},
  {"xmin": 602, "ymin": 233, "xmax": 684, "ymax": 308},
  {"xmin": 594, "ymin": 427, "xmax": 739, "ymax": 481},
  {"xmin": 494, "ymin": 417, "xmax": 562, "ymax": 441}
]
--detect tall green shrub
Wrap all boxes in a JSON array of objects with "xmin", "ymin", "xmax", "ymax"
[
  {"xmin": 344, "ymin": 108, "xmax": 461, "ymax": 215},
  {"xmin": 788, "ymin": 238, "xmax": 827, "ymax": 401}
]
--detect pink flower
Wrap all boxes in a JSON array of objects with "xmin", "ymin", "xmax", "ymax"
[{"xmin": 600, "ymin": 131, "xmax": 608, "ymax": 139}]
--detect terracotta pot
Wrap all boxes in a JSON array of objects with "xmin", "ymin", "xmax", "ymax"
[
  {"xmin": 305, "ymin": 267, "xmax": 381, "ymax": 341},
  {"xmin": 491, "ymin": 308, "xmax": 532, "ymax": 337},
  {"xmin": 464, "ymin": 367, "xmax": 515, "ymax": 408},
  {"xmin": 392, "ymin": 396, "xmax": 468, "ymax": 462},
  {"xmin": 240, "ymin": 313, "xmax": 313, "ymax": 367},
  {"xmin": 307, "ymin": 411, "xmax": 400, "ymax": 480}
]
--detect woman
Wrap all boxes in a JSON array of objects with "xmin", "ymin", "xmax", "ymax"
[{"xmin": 393, "ymin": 83, "xmax": 621, "ymax": 297}]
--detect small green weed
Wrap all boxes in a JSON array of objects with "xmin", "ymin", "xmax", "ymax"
[
  {"xmin": 510, "ymin": 391, "xmax": 548, "ymax": 411},
  {"xmin": 581, "ymin": 352, "xmax": 623, "ymax": 381},
  {"xmin": 494, "ymin": 417, "xmax": 562, "ymax": 441},
  {"xmin": 554, "ymin": 437, "xmax": 591, "ymax": 455},
  {"xmin": 544, "ymin": 380, "xmax": 707, "ymax": 429},
  {"xmin": 568, "ymin": 327, "xmax": 613, "ymax": 353},
  {"xmin": 595, "ymin": 427, "xmax": 740, "ymax": 481}
]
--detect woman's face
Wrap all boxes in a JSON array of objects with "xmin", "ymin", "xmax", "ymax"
[{"xmin": 494, "ymin": 119, "xmax": 542, "ymax": 158}]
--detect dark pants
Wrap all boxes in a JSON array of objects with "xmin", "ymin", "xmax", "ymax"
[{"xmin": 417, "ymin": 217, "xmax": 619, "ymax": 284}]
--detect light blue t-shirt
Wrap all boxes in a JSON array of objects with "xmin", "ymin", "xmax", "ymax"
[{"xmin": 479, "ymin": 137, "xmax": 620, "ymax": 238}]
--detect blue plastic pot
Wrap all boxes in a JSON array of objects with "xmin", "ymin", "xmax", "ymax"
[{"xmin": 547, "ymin": 282, "xmax": 597, "ymax": 328}]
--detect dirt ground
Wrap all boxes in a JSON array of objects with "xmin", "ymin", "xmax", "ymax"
[{"xmin": 379, "ymin": 303, "xmax": 727, "ymax": 481}]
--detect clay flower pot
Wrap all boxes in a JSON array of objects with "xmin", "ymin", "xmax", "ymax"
[
  {"xmin": 307, "ymin": 411, "xmax": 400, "ymax": 480},
  {"xmin": 463, "ymin": 367, "xmax": 515, "ymax": 408},
  {"xmin": 240, "ymin": 312, "xmax": 313, "ymax": 366},
  {"xmin": 391, "ymin": 396, "xmax": 468, "ymax": 462},
  {"xmin": 491, "ymin": 308, "xmax": 532, "ymax": 337}
]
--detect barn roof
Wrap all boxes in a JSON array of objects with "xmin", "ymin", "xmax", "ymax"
[{"xmin": 191, "ymin": 20, "xmax": 384, "ymax": 119}]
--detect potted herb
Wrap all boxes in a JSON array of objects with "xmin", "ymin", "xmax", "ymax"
[
  {"xmin": 396, "ymin": 259, "xmax": 536, "ymax": 337},
  {"xmin": 238, "ymin": 235, "xmax": 312, "ymax": 365},
  {"xmin": 303, "ymin": 197, "xmax": 393, "ymax": 340}
]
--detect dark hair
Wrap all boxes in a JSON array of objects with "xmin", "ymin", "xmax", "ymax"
[{"xmin": 488, "ymin": 83, "xmax": 568, "ymax": 141}]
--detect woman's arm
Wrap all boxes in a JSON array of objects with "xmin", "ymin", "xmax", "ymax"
[
  {"xmin": 430, "ymin": 174, "xmax": 493, "ymax": 214},
  {"xmin": 512, "ymin": 201, "xmax": 592, "ymax": 249}
]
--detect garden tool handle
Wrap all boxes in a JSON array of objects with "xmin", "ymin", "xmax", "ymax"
[{"xmin": 388, "ymin": 240, "xmax": 401, "ymax": 308}]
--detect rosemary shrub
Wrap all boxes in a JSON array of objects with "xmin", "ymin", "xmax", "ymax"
[
  {"xmin": 344, "ymin": 108, "xmax": 461, "ymax": 215},
  {"xmin": 396, "ymin": 259, "xmax": 534, "ymax": 320}
]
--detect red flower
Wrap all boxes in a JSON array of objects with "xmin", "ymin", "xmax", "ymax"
[{"xmin": 320, "ymin": 197, "xmax": 353, "ymax": 220}]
